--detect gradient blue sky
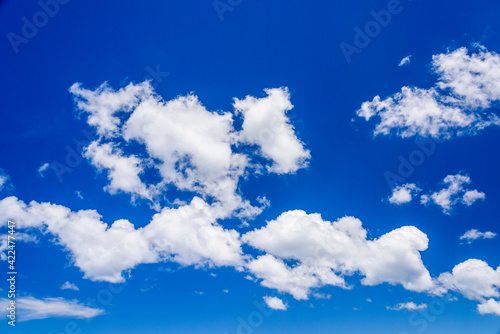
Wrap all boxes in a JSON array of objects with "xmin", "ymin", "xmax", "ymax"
[{"xmin": 1, "ymin": 0, "xmax": 500, "ymax": 333}]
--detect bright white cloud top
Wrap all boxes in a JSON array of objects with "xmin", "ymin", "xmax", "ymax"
[{"xmin": 356, "ymin": 46, "xmax": 500, "ymax": 138}]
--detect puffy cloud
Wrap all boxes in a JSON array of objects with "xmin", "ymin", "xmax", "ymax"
[
  {"xmin": 462, "ymin": 190, "xmax": 486, "ymax": 206},
  {"xmin": 388, "ymin": 183, "xmax": 421, "ymax": 205},
  {"xmin": 234, "ymin": 88, "xmax": 310, "ymax": 174},
  {"xmin": 0, "ymin": 296, "xmax": 104, "ymax": 321},
  {"xmin": 387, "ymin": 302, "xmax": 428, "ymax": 311},
  {"xmin": 0, "ymin": 196, "xmax": 243, "ymax": 282},
  {"xmin": 247, "ymin": 254, "xmax": 344, "ymax": 300},
  {"xmin": 263, "ymin": 296, "xmax": 287, "ymax": 310},
  {"xmin": 143, "ymin": 197, "xmax": 244, "ymax": 268},
  {"xmin": 83, "ymin": 141, "xmax": 154, "ymax": 202},
  {"xmin": 60, "ymin": 282, "xmax": 79, "ymax": 291},
  {"xmin": 70, "ymin": 82, "xmax": 308, "ymax": 217},
  {"xmin": 420, "ymin": 173, "xmax": 485, "ymax": 214},
  {"xmin": 243, "ymin": 210, "xmax": 434, "ymax": 299},
  {"xmin": 478, "ymin": 299, "xmax": 500, "ymax": 316},
  {"xmin": 460, "ymin": 229, "xmax": 497, "ymax": 244},
  {"xmin": 356, "ymin": 46, "xmax": 500, "ymax": 138},
  {"xmin": 438, "ymin": 259, "xmax": 500, "ymax": 300},
  {"xmin": 398, "ymin": 55, "xmax": 412, "ymax": 67}
]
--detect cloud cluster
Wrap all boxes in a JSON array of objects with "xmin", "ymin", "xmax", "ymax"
[
  {"xmin": 420, "ymin": 173, "xmax": 485, "ymax": 214},
  {"xmin": 70, "ymin": 82, "xmax": 309, "ymax": 216},
  {"xmin": 388, "ymin": 173, "xmax": 485, "ymax": 214},
  {"xmin": 357, "ymin": 46, "xmax": 500, "ymax": 138}
]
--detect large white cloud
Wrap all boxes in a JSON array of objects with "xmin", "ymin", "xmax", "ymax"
[
  {"xmin": 0, "ymin": 196, "xmax": 243, "ymax": 283},
  {"xmin": 356, "ymin": 46, "xmax": 500, "ymax": 138},
  {"xmin": 70, "ymin": 83, "xmax": 309, "ymax": 217},
  {"xmin": 243, "ymin": 210, "xmax": 434, "ymax": 299}
]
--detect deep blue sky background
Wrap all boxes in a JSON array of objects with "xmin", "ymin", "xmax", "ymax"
[{"xmin": 1, "ymin": 0, "xmax": 500, "ymax": 333}]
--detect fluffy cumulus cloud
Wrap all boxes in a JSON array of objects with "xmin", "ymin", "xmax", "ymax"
[
  {"xmin": 263, "ymin": 296, "xmax": 287, "ymax": 310},
  {"xmin": 420, "ymin": 173, "xmax": 485, "ymax": 214},
  {"xmin": 388, "ymin": 183, "xmax": 421, "ymax": 205},
  {"xmin": 438, "ymin": 259, "xmax": 500, "ymax": 314},
  {"xmin": 356, "ymin": 45, "xmax": 500, "ymax": 138},
  {"xmin": 234, "ymin": 88, "xmax": 310, "ymax": 174},
  {"xmin": 387, "ymin": 302, "xmax": 428, "ymax": 311},
  {"xmin": 70, "ymin": 82, "xmax": 309, "ymax": 217},
  {"xmin": 243, "ymin": 210, "xmax": 434, "ymax": 299},
  {"xmin": 0, "ymin": 296, "xmax": 104, "ymax": 321},
  {"xmin": 460, "ymin": 229, "xmax": 497, "ymax": 244},
  {"xmin": 0, "ymin": 196, "xmax": 243, "ymax": 283}
]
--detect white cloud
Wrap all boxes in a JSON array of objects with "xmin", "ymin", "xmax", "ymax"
[
  {"xmin": 398, "ymin": 55, "xmax": 412, "ymax": 67},
  {"xmin": 234, "ymin": 88, "xmax": 310, "ymax": 174},
  {"xmin": 37, "ymin": 163, "xmax": 50, "ymax": 177},
  {"xmin": 356, "ymin": 46, "xmax": 500, "ymax": 138},
  {"xmin": 0, "ymin": 196, "xmax": 243, "ymax": 282},
  {"xmin": 243, "ymin": 210, "xmax": 434, "ymax": 299},
  {"xmin": 420, "ymin": 173, "xmax": 485, "ymax": 214},
  {"xmin": 478, "ymin": 299, "xmax": 500, "ymax": 315},
  {"xmin": 438, "ymin": 259, "xmax": 500, "ymax": 304},
  {"xmin": 70, "ymin": 82, "xmax": 309, "ymax": 218},
  {"xmin": 389, "ymin": 183, "xmax": 421, "ymax": 205},
  {"xmin": 460, "ymin": 229, "xmax": 497, "ymax": 244},
  {"xmin": 263, "ymin": 296, "xmax": 287, "ymax": 310},
  {"xmin": 60, "ymin": 282, "xmax": 79, "ymax": 291},
  {"xmin": 0, "ymin": 296, "xmax": 104, "ymax": 321},
  {"xmin": 387, "ymin": 302, "xmax": 428, "ymax": 311},
  {"xmin": 462, "ymin": 189, "xmax": 486, "ymax": 206}
]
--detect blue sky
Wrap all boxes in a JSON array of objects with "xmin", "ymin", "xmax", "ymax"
[{"xmin": 1, "ymin": 0, "xmax": 500, "ymax": 333}]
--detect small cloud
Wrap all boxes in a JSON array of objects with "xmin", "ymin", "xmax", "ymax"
[
  {"xmin": 462, "ymin": 190, "xmax": 486, "ymax": 206},
  {"xmin": 263, "ymin": 296, "xmax": 287, "ymax": 310},
  {"xmin": 0, "ymin": 296, "xmax": 103, "ymax": 321},
  {"xmin": 388, "ymin": 183, "xmax": 421, "ymax": 205},
  {"xmin": 387, "ymin": 302, "xmax": 427, "ymax": 311},
  {"xmin": 38, "ymin": 163, "xmax": 50, "ymax": 177},
  {"xmin": 210, "ymin": 273, "xmax": 216, "ymax": 277},
  {"xmin": 0, "ymin": 169, "xmax": 13, "ymax": 192},
  {"xmin": 312, "ymin": 293, "xmax": 331, "ymax": 300},
  {"xmin": 74, "ymin": 191, "xmax": 84, "ymax": 200},
  {"xmin": 398, "ymin": 55, "xmax": 412, "ymax": 67},
  {"xmin": 60, "ymin": 282, "xmax": 79, "ymax": 291},
  {"xmin": 353, "ymin": 307, "xmax": 360, "ymax": 311},
  {"xmin": 222, "ymin": 289, "xmax": 229, "ymax": 294},
  {"xmin": 367, "ymin": 298, "xmax": 372, "ymax": 303},
  {"xmin": 460, "ymin": 229, "xmax": 496, "ymax": 244},
  {"xmin": 194, "ymin": 291, "xmax": 204, "ymax": 295}
]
